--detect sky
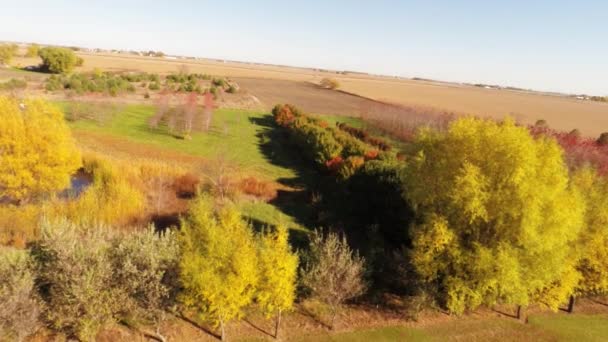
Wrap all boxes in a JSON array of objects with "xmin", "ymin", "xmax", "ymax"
[{"xmin": 1, "ymin": 0, "xmax": 606, "ymax": 95}]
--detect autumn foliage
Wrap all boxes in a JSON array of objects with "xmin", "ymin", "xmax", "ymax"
[{"xmin": 0, "ymin": 96, "xmax": 81, "ymax": 203}]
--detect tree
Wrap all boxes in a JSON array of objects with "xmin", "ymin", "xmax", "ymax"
[
  {"xmin": 26, "ymin": 44, "xmax": 40, "ymax": 58},
  {"xmin": 110, "ymin": 228, "xmax": 179, "ymax": 342},
  {"xmin": 31, "ymin": 219, "xmax": 120, "ymax": 341},
  {"xmin": 301, "ymin": 230, "xmax": 366, "ymax": 328},
  {"xmin": 404, "ymin": 117, "xmax": 584, "ymax": 315},
  {"xmin": 179, "ymin": 197, "xmax": 258, "ymax": 341},
  {"xmin": 38, "ymin": 47, "xmax": 80, "ymax": 73},
  {"xmin": 320, "ymin": 78, "xmax": 340, "ymax": 90},
  {"xmin": 256, "ymin": 224, "xmax": 298, "ymax": 338},
  {"xmin": 0, "ymin": 247, "xmax": 42, "ymax": 342},
  {"xmin": 0, "ymin": 96, "xmax": 81, "ymax": 203},
  {"xmin": 0, "ymin": 43, "xmax": 18, "ymax": 65},
  {"xmin": 572, "ymin": 168, "xmax": 608, "ymax": 306}
]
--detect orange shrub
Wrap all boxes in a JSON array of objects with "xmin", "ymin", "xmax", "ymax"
[
  {"xmin": 173, "ymin": 173, "xmax": 200, "ymax": 198},
  {"xmin": 238, "ymin": 177, "xmax": 277, "ymax": 199}
]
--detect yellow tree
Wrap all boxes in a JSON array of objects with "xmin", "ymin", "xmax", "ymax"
[
  {"xmin": 179, "ymin": 197, "xmax": 258, "ymax": 341},
  {"xmin": 0, "ymin": 96, "xmax": 81, "ymax": 203},
  {"xmin": 405, "ymin": 117, "xmax": 583, "ymax": 315},
  {"xmin": 256, "ymin": 224, "xmax": 298, "ymax": 339},
  {"xmin": 572, "ymin": 168, "xmax": 608, "ymax": 306}
]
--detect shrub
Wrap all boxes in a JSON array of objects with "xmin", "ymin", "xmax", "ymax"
[
  {"xmin": 0, "ymin": 247, "xmax": 42, "ymax": 341},
  {"xmin": 58, "ymin": 154, "xmax": 145, "ymax": 227},
  {"xmin": 0, "ymin": 96, "xmax": 81, "ymax": 203},
  {"xmin": 26, "ymin": 44, "xmax": 40, "ymax": 58},
  {"xmin": 0, "ymin": 44, "xmax": 18, "ymax": 64},
  {"xmin": 320, "ymin": 78, "xmax": 340, "ymax": 89},
  {"xmin": 0, "ymin": 78, "xmax": 27, "ymax": 90},
  {"xmin": 238, "ymin": 177, "xmax": 277, "ymax": 199},
  {"xmin": 144, "ymin": 92, "xmax": 150, "ymax": 99},
  {"xmin": 535, "ymin": 119, "xmax": 548, "ymax": 127},
  {"xmin": 173, "ymin": 172, "xmax": 200, "ymax": 198},
  {"xmin": 272, "ymin": 104, "xmax": 297, "ymax": 127},
  {"xmin": 110, "ymin": 228, "xmax": 179, "ymax": 340},
  {"xmin": 31, "ymin": 219, "xmax": 119, "ymax": 341},
  {"xmin": 337, "ymin": 156, "xmax": 365, "ymax": 180},
  {"xmin": 212, "ymin": 78, "xmax": 226, "ymax": 87},
  {"xmin": 148, "ymin": 82, "xmax": 160, "ymax": 90},
  {"xmin": 301, "ymin": 230, "xmax": 366, "ymax": 328},
  {"xmin": 38, "ymin": 47, "xmax": 80, "ymax": 73},
  {"xmin": 226, "ymin": 85, "xmax": 237, "ymax": 93},
  {"xmin": 598, "ymin": 132, "xmax": 608, "ymax": 146}
]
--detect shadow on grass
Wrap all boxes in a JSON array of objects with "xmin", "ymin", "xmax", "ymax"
[
  {"xmin": 243, "ymin": 318, "xmax": 274, "ymax": 338},
  {"xmin": 249, "ymin": 115, "xmax": 324, "ymax": 232},
  {"xmin": 177, "ymin": 313, "xmax": 221, "ymax": 340}
]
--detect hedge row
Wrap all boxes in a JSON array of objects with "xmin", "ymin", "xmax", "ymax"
[
  {"xmin": 272, "ymin": 104, "xmax": 396, "ymax": 180},
  {"xmin": 336, "ymin": 122, "xmax": 392, "ymax": 151}
]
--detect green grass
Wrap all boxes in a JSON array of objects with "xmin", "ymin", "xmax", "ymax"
[
  {"xmin": 529, "ymin": 313, "xmax": 608, "ymax": 341},
  {"xmin": 66, "ymin": 103, "xmax": 295, "ymax": 180},
  {"xmin": 296, "ymin": 313, "xmax": 608, "ymax": 341},
  {"xmin": 60, "ymin": 102, "xmax": 360, "ymax": 232}
]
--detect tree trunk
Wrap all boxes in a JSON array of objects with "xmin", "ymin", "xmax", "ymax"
[
  {"xmin": 568, "ymin": 295, "xmax": 576, "ymax": 313},
  {"xmin": 330, "ymin": 306, "xmax": 337, "ymax": 330},
  {"xmin": 220, "ymin": 319, "xmax": 225, "ymax": 341},
  {"xmin": 274, "ymin": 310, "xmax": 282, "ymax": 339},
  {"xmin": 517, "ymin": 305, "xmax": 527, "ymax": 322}
]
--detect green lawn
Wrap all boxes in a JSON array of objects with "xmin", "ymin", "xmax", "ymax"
[
  {"xmin": 61, "ymin": 102, "xmax": 361, "ymax": 232},
  {"xmin": 296, "ymin": 313, "xmax": 608, "ymax": 342}
]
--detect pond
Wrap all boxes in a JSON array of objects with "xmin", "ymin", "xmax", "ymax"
[{"xmin": 60, "ymin": 169, "xmax": 93, "ymax": 199}]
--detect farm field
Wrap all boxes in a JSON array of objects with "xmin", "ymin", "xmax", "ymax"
[{"xmin": 9, "ymin": 52, "xmax": 607, "ymax": 137}]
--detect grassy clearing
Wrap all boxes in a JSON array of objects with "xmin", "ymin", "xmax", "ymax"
[{"xmin": 60, "ymin": 102, "xmax": 366, "ymax": 232}]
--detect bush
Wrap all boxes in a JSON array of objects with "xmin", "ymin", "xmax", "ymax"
[
  {"xmin": 212, "ymin": 78, "xmax": 226, "ymax": 87},
  {"xmin": 148, "ymin": 82, "xmax": 160, "ymax": 90},
  {"xmin": 38, "ymin": 47, "xmax": 80, "ymax": 74},
  {"xmin": 0, "ymin": 248, "xmax": 42, "ymax": 341},
  {"xmin": 320, "ymin": 78, "xmax": 340, "ymax": 89},
  {"xmin": 301, "ymin": 230, "xmax": 366, "ymax": 328},
  {"xmin": 110, "ymin": 228, "xmax": 179, "ymax": 339},
  {"xmin": 598, "ymin": 132, "xmax": 608, "ymax": 146},
  {"xmin": 0, "ymin": 78, "xmax": 27, "ymax": 90},
  {"xmin": 31, "ymin": 219, "xmax": 119, "ymax": 341},
  {"xmin": 173, "ymin": 172, "xmax": 200, "ymax": 198},
  {"xmin": 0, "ymin": 44, "xmax": 18, "ymax": 64},
  {"xmin": 535, "ymin": 119, "xmax": 548, "ymax": 128},
  {"xmin": 226, "ymin": 85, "xmax": 237, "ymax": 93}
]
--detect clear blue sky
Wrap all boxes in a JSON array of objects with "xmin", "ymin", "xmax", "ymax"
[{"xmin": 1, "ymin": 0, "xmax": 606, "ymax": 95}]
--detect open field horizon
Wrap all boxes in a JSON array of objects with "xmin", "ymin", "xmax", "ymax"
[{"xmin": 9, "ymin": 51, "xmax": 607, "ymax": 137}]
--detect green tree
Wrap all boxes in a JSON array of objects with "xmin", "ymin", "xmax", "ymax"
[
  {"xmin": 404, "ymin": 117, "xmax": 583, "ymax": 315},
  {"xmin": 179, "ymin": 197, "xmax": 258, "ymax": 341},
  {"xmin": 38, "ymin": 47, "xmax": 80, "ymax": 73},
  {"xmin": 26, "ymin": 44, "xmax": 40, "ymax": 58},
  {"xmin": 301, "ymin": 230, "xmax": 366, "ymax": 328},
  {"xmin": 31, "ymin": 219, "xmax": 119, "ymax": 341},
  {"xmin": 572, "ymin": 168, "xmax": 608, "ymax": 301},
  {"xmin": 0, "ymin": 43, "xmax": 18, "ymax": 64},
  {"xmin": 256, "ymin": 224, "xmax": 298, "ymax": 339},
  {"xmin": 110, "ymin": 228, "xmax": 179, "ymax": 342},
  {"xmin": 0, "ymin": 96, "xmax": 81, "ymax": 203}
]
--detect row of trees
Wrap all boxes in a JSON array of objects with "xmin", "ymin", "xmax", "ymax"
[
  {"xmin": 272, "ymin": 104, "xmax": 397, "ymax": 180},
  {"xmin": 1, "ymin": 199, "xmax": 367, "ymax": 341},
  {"xmin": 274, "ymin": 103, "xmax": 608, "ymax": 317}
]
